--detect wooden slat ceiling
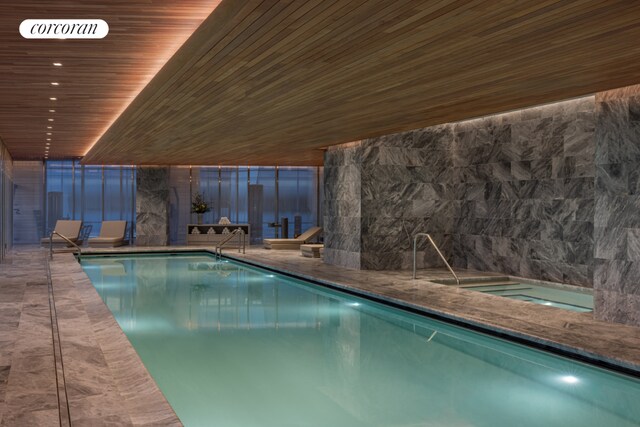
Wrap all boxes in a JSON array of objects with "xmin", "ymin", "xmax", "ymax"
[
  {"xmin": 82, "ymin": 0, "xmax": 640, "ymax": 166},
  {"xmin": 6, "ymin": 1, "xmax": 640, "ymax": 166},
  {"xmin": 0, "ymin": 0, "xmax": 220, "ymax": 160}
]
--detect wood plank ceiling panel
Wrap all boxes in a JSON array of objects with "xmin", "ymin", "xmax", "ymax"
[
  {"xmin": 0, "ymin": 0, "xmax": 220, "ymax": 160},
  {"xmin": 11, "ymin": 0, "xmax": 640, "ymax": 166}
]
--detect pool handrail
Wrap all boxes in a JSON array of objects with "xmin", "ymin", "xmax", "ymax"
[
  {"xmin": 215, "ymin": 228, "xmax": 246, "ymax": 259},
  {"xmin": 413, "ymin": 233, "xmax": 459, "ymax": 285},
  {"xmin": 49, "ymin": 230, "xmax": 82, "ymax": 261}
]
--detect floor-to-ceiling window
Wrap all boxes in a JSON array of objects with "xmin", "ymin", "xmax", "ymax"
[
  {"xmin": 14, "ymin": 160, "xmax": 135, "ymax": 243},
  {"xmin": 13, "ymin": 161, "xmax": 319, "ymax": 246},
  {"xmin": 278, "ymin": 167, "xmax": 319, "ymax": 237},
  {"xmin": 12, "ymin": 161, "xmax": 44, "ymax": 245},
  {"xmin": 169, "ymin": 165, "xmax": 322, "ymax": 245},
  {"xmin": 249, "ymin": 166, "xmax": 277, "ymax": 242},
  {"xmin": 0, "ymin": 138, "xmax": 13, "ymax": 260}
]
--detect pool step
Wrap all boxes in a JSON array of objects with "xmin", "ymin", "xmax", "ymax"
[
  {"xmin": 471, "ymin": 288, "xmax": 533, "ymax": 296},
  {"xmin": 459, "ymin": 281, "xmax": 523, "ymax": 290},
  {"xmin": 446, "ymin": 277, "xmax": 594, "ymax": 313}
]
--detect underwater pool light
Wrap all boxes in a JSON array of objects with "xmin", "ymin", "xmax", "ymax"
[{"xmin": 560, "ymin": 375, "xmax": 579, "ymax": 384}]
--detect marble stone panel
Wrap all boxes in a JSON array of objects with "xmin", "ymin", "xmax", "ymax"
[
  {"xmin": 324, "ymin": 96, "xmax": 597, "ymax": 288},
  {"xmin": 135, "ymin": 167, "xmax": 169, "ymax": 246}
]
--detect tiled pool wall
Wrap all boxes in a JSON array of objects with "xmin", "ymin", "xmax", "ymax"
[{"xmin": 324, "ymin": 84, "xmax": 640, "ymax": 326}]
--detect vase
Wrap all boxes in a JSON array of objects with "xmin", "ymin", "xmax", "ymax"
[{"xmin": 197, "ymin": 213, "xmax": 203, "ymax": 225}]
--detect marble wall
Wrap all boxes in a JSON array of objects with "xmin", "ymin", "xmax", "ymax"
[
  {"xmin": 360, "ymin": 125, "xmax": 455, "ymax": 270},
  {"xmin": 593, "ymin": 85, "xmax": 640, "ymax": 325},
  {"xmin": 135, "ymin": 166, "xmax": 169, "ymax": 246},
  {"xmin": 324, "ymin": 97, "xmax": 597, "ymax": 287},
  {"xmin": 451, "ymin": 98, "xmax": 596, "ymax": 286}
]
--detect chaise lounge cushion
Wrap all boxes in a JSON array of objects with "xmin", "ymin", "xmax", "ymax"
[
  {"xmin": 88, "ymin": 221, "xmax": 127, "ymax": 247},
  {"xmin": 264, "ymin": 226, "xmax": 322, "ymax": 250},
  {"xmin": 40, "ymin": 220, "xmax": 82, "ymax": 246}
]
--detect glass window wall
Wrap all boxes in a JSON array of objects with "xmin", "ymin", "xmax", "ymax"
[
  {"xmin": 19, "ymin": 161, "xmax": 320, "ymax": 246},
  {"xmin": 0, "ymin": 140, "xmax": 13, "ymax": 260},
  {"xmin": 43, "ymin": 160, "xmax": 136, "ymax": 240},
  {"xmin": 169, "ymin": 166, "xmax": 321, "ymax": 245}
]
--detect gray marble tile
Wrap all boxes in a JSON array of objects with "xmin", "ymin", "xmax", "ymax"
[
  {"xmin": 0, "ymin": 251, "xmax": 60, "ymax": 427},
  {"xmin": 323, "ymin": 90, "xmax": 640, "ymax": 325},
  {"xmin": 136, "ymin": 167, "xmax": 169, "ymax": 246},
  {"xmin": 594, "ymin": 289, "xmax": 640, "ymax": 325},
  {"xmin": 626, "ymin": 229, "xmax": 640, "ymax": 261}
]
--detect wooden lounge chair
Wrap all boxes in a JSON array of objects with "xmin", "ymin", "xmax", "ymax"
[
  {"xmin": 40, "ymin": 220, "xmax": 82, "ymax": 247},
  {"xmin": 88, "ymin": 221, "xmax": 128, "ymax": 247},
  {"xmin": 263, "ymin": 226, "xmax": 322, "ymax": 250}
]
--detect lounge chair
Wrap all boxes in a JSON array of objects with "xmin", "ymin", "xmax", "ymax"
[
  {"xmin": 88, "ymin": 221, "xmax": 128, "ymax": 247},
  {"xmin": 263, "ymin": 226, "xmax": 322, "ymax": 250},
  {"xmin": 41, "ymin": 220, "xmax": 82, "ymax": 247}
]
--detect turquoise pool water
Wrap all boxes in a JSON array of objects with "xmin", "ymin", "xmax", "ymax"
[
  {"xmin": 462, "ymin": 282, "xmax": 593, "ymax": 312},
  {"xmin": 433, "ymin": 278, "xmax": 593, "ymax": 312},
  {"xmin": 81, "ymin": 253, "xmax": 640, "ymax": 427}
]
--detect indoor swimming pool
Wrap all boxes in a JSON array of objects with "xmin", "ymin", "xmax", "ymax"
[{"xmin": 81, "ymin": 253, "xmax": 639, "ymax": 427}]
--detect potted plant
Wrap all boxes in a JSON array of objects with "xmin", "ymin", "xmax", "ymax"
[{"xmin": 191, "ymin": 193, "xmax": 210, "ymax": 224}]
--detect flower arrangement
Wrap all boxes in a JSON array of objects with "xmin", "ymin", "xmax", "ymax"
[{"xmin": 191, "ymin": 193, "xmax": 210, "ymax": 214}]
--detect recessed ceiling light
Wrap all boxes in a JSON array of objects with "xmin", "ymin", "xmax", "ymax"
[
  {"xmin": 46, "ymin": 138, "xmax": 51, "ymax": 141},
  {"xmin": 49, "ymin": 97, "xmax": 57, "ymax": 101},
  {"xmin": 49, "ymin": 109, "xmax": 55, "ymax": 113},
  {"xmin": 46, "ymin": 142, "xmax": 51, "ymax": 146},
  {"xmin": 48, "ymin": 118, "xmax": 54, "ymax": 121},
  {"xmin": 46, "ymin": 132, "xmax": 51, "ymax": 135},
  {"xmin": 50, "ymin": 82, "xmax": 59, "ymax": 86},
  {"xmin": 47, "ymin": 126, "xmax": 52, "ymax": 129},
  {"xmin": 53, "ymin": 62, "xmax": 62, "ymax": 66}
]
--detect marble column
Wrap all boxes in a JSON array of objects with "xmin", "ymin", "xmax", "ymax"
[
  {"xmin": 136, "ymin": 166, "xmax": 169, "ymax": 246},
  {"xmin": 323, "ymin": 142, "xmax": 362, "ymax": 269},
  {"xmin": 593, "ymin": 84, "xmax": 640, "ymax": 326}
]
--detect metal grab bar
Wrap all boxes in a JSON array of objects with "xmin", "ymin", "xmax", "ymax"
[
  {"xmin": 215, "ymin": 228, "xmax": 246, "ymax": 259},
  {"xmin": 413, "ymin": 233, "xmax": 459, "ymax": 285},
  {"xmin": 49, "ymin": 231, "xmax": 82, "ymax": 260}
]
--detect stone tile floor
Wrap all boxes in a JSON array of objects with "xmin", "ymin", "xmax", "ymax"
[
  {"xmin": 0, "ymin": 248, "xmax": 59, "ymax": 426},
  {"xmin": 2, "ymin": 244, "xmax": 640, "ymax": 425}
]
